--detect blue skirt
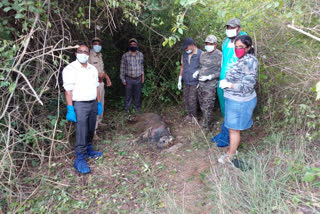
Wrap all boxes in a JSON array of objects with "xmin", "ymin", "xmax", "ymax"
[{"xmin": 224, "ymin": 97, "xmax": 257, "ymax": 130}]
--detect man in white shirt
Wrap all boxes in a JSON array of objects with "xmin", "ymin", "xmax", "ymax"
[{"xmin": 62, "ymin": 44, "xmax": 103, "ymax": 174}]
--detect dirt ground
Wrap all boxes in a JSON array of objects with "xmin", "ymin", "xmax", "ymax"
[
  {"xmin": 86, "ymin": 105, "xmax": 266, "ymax": 213},
  {"xmin": 11, "ymin": 105, "xmax": 267, "ymax": 213}
]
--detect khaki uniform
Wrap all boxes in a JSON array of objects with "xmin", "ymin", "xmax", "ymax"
[{"xmin": 88, "ymin": 49, "xmax": 105, "ymax": 127}]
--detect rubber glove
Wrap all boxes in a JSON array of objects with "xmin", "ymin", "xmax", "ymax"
[
  {"xmin": 219, "ymin": 79, "xmax": 233, "ymax": 89},
  {"xmin": 66, "ymin": 105, "xmax": 77, "ymax": 122},
  {"xmin": 97, "ymin": 102, "xmax": 103, "ymax": 115},
  {"xmin": 177, "ymin": 76, "xmax": 182, "ymax": 90},
  {"xmin": 192, "ymin": 70, "xmax": 199, "ymax": 79},
  {"xmin": 199, "ymin": 75, "xmax": 213, "ymax": 82}
]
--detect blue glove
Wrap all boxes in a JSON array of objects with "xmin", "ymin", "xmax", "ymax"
[
  {"xmin": 66, "ymin": 105, "xmax": 77, "ymax": 122},
  {"xmin": 97, "ymin": 102, "xmax": 103, "ymax": 115}
]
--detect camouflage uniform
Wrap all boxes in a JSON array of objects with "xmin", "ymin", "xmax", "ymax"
[
  {"xmin": 183, "ymin": 85, "xmax": 198, "ymax": 117},
  {"xmin": 224, "ymin": 54, "xmax": 259, "ymax": 101},
  {"xmin": 198, "ymin": 49, "xmax": 222, "ymax": 127}
]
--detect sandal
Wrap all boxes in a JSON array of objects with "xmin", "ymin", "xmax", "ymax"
[{"xmin": 217, "ymin": 151, "xmax": 238, "ymax": 164}]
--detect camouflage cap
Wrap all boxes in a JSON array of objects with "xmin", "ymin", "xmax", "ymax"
[
  {"xmin": 205, "ymin": 35, "xmax": 217, "ymax": 43},
  {"xmin": 129, "ymin": 38, "xmax": 138, "ymax": 44},
  {"xmin": 91, "ymin": 37, "xmax": 102, "ymax": 43},
  {"xmin": 226, "ymin": 18, "xmax": 241, "ymax": 28}
]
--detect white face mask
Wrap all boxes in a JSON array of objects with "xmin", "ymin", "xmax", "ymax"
[
  {"xmin": 76, "ymin": 53, "xmax": 89, "ymax": 64},
  {"xmin": 185, "ymin": 49, "xmax": 192, "ymax": 54},
  {"xmin": 205, "ymin": 45, "xmax": 215, "ymax": 52},
  {"xmin": 226, "ymin": 29, "xmax": 237, "ymax": 38},
  {"xmin": 93, "ymin": 45, "xmax": 102, "ymax": 53}
]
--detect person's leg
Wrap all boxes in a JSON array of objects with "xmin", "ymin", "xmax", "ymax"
[
  {"xmin": 74, "ymin": 102, "xmax": 89, "ymax": 155},
  {"xmin": 183, "ymin": 85, "xmax": 191, "ymax": 119},
  {"xmin": 217, "ymin": 81, "xmax": 225, "ymax": 117},
  {"xmin": 228, "ymin": 129, "xmax": 240, "ymax": 156},
  {"xmin": 95, "ymin": 82, "xmax": 105, "ymax": 129},
  {"xmin": 73, "ymin": 101, "xmax": 91, "ymax": 173},
  {"xmin": 198, "ymin": 86, "xmax": 206, "ymax": 125},
  {"xmin": 88, "ymin": 100, "xmax": 98, "ymax": 148},
  {"xmin": 203, "ymin": 87, "xmax": 216, "ymax": 128},
  {"xmin": 133, "ymin": 76, "xmax": 142, "ymax": 111},
  {"xmin": 125, "ymin": 77, "xmax": 133, "ymax": 112},
  {"xmin": 189, "ymin": 85, "xmax": 198, "ymax": 118},
  {"xmin": 218, "ymin": 128, "xmax": 240, "ymax": 164},
  {"xmin": 87, "ymin": 100, "xmax": 102, "ymax": 158}
]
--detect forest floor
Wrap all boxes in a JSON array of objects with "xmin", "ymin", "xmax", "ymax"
[{"xmin": 10, "ymin": 105, "xmax": 320, "ymax": 213}]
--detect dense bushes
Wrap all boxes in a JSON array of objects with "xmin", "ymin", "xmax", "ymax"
[{"xmin": 0, "ymin": 0, "xmax": 319, "ymax": 212}]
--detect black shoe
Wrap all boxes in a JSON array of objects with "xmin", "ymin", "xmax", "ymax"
[{"xmin": 231, "ymin": 158, "xmax": 252, "ymax": 171}]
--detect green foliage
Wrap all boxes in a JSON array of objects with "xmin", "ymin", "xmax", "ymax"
[{"xmin": 302, "ymin": 167, "xmax": 320, "ymax": 186}]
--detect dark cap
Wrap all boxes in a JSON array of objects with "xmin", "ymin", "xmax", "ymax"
[
  {"xmin": 91, "ymin": 37, "xmax": 101, "ymax": 43},
  {"xmin": 181, "ymin": 37, "xmax": 194, "ymax": 50},
  {"xmin": 226, "ymin": 18, "xmax": 241, "ymax": 28},
  {"xmin": 129, "ymin": 38, "xmax": 138, "ymax": 44}
]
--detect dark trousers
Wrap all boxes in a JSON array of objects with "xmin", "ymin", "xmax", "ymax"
[
  {"xmin": 125, "ymin": 76, "xmax": 142, "ymax": 111},
  {"xmin": 74, "ymin": 100, "xmax": 97, "ymax": 155},
  {"xmin": 183, "ymin": 84, "xmax": 198, "ymax": 117}
]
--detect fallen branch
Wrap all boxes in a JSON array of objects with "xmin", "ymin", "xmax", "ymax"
[{"xmin": 287, "ymin": 24, "xmax": 320, "ymax": 42}]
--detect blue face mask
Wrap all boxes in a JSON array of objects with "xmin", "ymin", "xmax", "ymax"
[
  {"xmin": 185, "ymin": 49, "xmax": 192, "ymax": 54},
  {"xmin": 76, "ymin": 53, "xmax": 89, "ymax": 64},
  {"xmin": 93, "ymin": 45, "xmax": 102, "ymax": 53},
  {"xmin": 130, "ymin": 46, "xmax": 137, "ymax": 52}
]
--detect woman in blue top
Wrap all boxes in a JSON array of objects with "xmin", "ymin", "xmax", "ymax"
[{"xmin": 218, "ymin": 35, "xmax": 259, "ymax": 164}]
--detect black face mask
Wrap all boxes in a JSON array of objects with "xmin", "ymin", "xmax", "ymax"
[{"xmin": 129, "ymin": 46, "xmax": 137, "ymax": 52}]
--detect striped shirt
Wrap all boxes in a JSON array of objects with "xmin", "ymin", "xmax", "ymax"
[{"xmin": 120, "ymin": 51, "xmax": 144, "ymax": 82}]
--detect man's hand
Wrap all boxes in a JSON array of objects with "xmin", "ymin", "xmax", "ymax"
[
  {"xmin": 192, "ymin": 70, "xmax": 199, "ymax": 79},
  {"xmin": 66, "ymin": 105, "xmax": 77, "ymax": 122},
  {"xmin": 105, "ymin": 73, "xmax": 112, "ymax": 87},
  {"xmin": 106, "ymin": 79, "xmax": 112, "ymax": 87},
  {"xmin": 199, "ymin": 75, "xmax": 213, "ymax": 82},
  {"xmin": 142, "ymin": 74, "xmax": 145, "ymax": 83},
  {"xmin": 106, "ymin": 76, "xmax": 112, "ymax": 87},
  {"xmin": 122, "ymin": 81, "xmax": 126, "ymax": 86},
  {"xmin": 219, "ymin": 79, "xmax": 233, "ymax": 89},
  {"xmin": 97, "ymin": 102, "xmax": 103, "ymax": 115}
]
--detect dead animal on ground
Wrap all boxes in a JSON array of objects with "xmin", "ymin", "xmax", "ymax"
[{"xmin": 127, "ymin": 113, "xmax": 174, "ymax": 149}]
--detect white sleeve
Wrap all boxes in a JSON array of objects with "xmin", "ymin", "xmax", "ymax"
[{"xmin": 62, "ymin": 65, "xmax": 75, "ymax": 91}]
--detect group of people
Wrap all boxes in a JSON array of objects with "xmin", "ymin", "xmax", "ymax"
[
  {"xmin": 178, "ymin": 18, "xmax": 259, "ymax": 164},
  {"xmin": 62, "ymin": 17, "xmax": 259, "ymax": 173}
]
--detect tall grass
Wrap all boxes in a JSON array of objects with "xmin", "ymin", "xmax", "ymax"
[{"xmin": 205, "ymin": 133, "xmax": 320, "ymax": 213}]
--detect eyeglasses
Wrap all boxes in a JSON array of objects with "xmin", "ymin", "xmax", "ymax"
[{"xmin": 77, "ymin": 50, "xmax": 89, "ymax": 55}]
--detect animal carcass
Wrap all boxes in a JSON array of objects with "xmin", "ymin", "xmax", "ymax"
[{"xmin": 128, "ymin": 113, "xmax": 174, "ymax": 149}]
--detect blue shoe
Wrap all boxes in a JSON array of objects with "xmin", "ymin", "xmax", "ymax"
[
  {"xmin": 87, "ymin": 145, "xmax": 103, "ymax": 158},
  {"xmin": 74, "ymin": 153, "xmax": 91, "ymax": 174}
]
